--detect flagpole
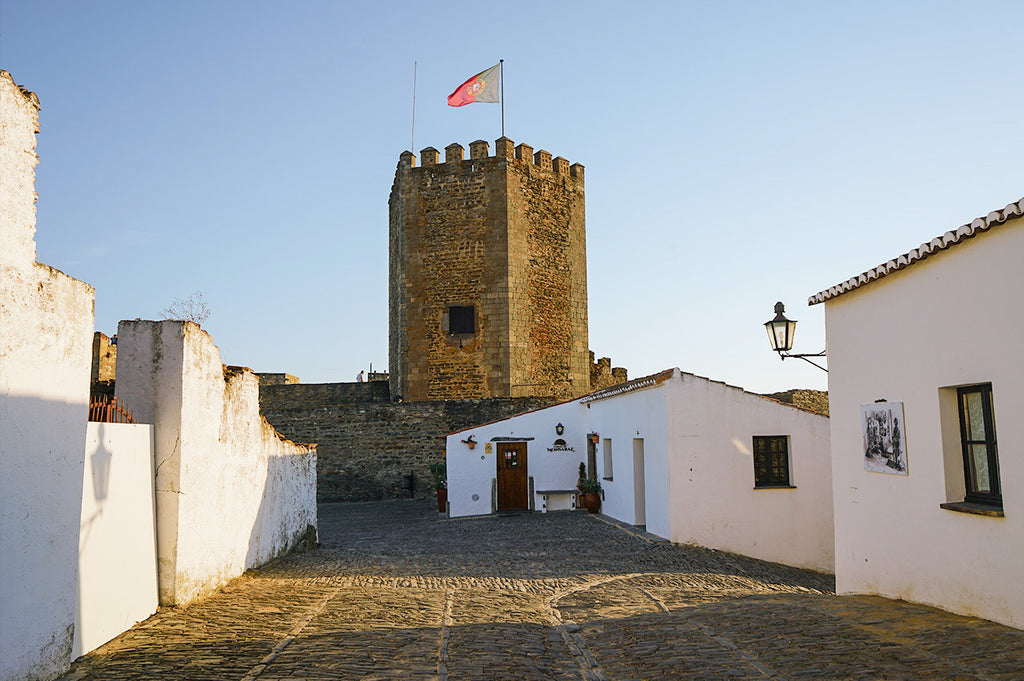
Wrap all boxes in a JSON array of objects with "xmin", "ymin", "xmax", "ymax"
[
  {"xmin": 499, "ymin": 59, "xmax": 505, "ymax": 138},
  {"xmin": 411, "ymin": 61, "xmax": 417, "ymax": 153}
]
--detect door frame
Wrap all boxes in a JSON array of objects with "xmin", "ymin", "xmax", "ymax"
[
  {"xmin": 496, "ymin": 441, "xmax": 529, "ymax": 511},
  {"xmin": 633, "ymin": 438, "xmax": 646, "ymax": 526}
]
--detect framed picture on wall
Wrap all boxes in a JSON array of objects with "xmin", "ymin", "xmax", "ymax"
[{"xmin": 861, "ymin": 401, "xmax": 908, "ymax": 475}]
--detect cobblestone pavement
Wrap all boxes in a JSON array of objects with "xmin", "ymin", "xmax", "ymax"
[{"xmin": 63, "ymin": 500, "xmax": 1024, "ymax": 680}]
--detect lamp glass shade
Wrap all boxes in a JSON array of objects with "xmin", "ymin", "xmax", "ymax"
[{"xmin": 765, "ymin": 317, "xmax": 796, "ymax": 352}]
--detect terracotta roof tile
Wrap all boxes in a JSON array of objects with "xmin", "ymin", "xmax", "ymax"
[
  {"xmin": 579, "ymin": 369, "xmax": 676, "ymax": 403},
  {"xmin": 809, "ymin": 197, "xmax": 1023, "ymax": 305}
]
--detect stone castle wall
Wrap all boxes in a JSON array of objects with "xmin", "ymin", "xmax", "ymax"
[
  {"xmin": 259, "ymin": 382, "xmax": 553, "ymax": 502},
  {"xmin": 91, "ymin": 331, "xmax": 117, "ymax": 383},
  {"xmin": 590, "ymin": 351, "xmax": 628, "ymax": 392},
  {"xmin": 388, "ymin": 138, "xmax": 588, "ymax": 402},
  {"xmin": 256, "ymin": 373, "xmax": 300, "ymax": 386},
  {"xmin": 764, "ymin": 389, "xmax": 830, "ymax": 417}
]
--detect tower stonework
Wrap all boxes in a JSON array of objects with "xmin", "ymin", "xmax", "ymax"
[{"xmin": 389, "ymin": 138, "xmax": 589, "ymax": 401}]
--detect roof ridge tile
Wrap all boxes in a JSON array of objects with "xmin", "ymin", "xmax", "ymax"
[{"xmin": 810, "ymin": 196, "xmax": 1023, "ymax": 305}]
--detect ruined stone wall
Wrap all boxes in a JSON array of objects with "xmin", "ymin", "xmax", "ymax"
[
  {"xmin": 763, "ymin": 389, "xmax": 830, "ymax": 417},
  {"xmin": 388, "ymin": 138, "xmax": 588, "ymax": 401},
  {"xmin": 91, "ymin": 331, "xmax": 117, "ymax": 383},
  {"xmin": 589, "ymin": 351, "xmax": 629, "ymax": 392},
  {"xmin": 256, "ymin": 373, "xmax": 299, "ymax": 386},
  {"xmin": 260, "ymin": 382, "xmax": 554, "ymax": 501},
  {"xmin": 260, "ymin": 381, "xmax": 390, "ymax": 409}
]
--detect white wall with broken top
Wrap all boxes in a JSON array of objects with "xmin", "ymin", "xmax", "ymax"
[
  {"xmin": 115, "ymin": 320, "xmax": 317, "ymax": 607},
  {"xmin": 0, "ymin": 69, "xmax": 95, "ymax": 681}
]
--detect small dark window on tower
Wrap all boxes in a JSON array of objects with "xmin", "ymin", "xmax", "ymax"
[{"xmin": 448, "ymin": 306, "xmax": 475, "ymax": 335}]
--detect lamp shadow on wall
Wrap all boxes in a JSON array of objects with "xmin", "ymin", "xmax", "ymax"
[
  {"xmin": 74, "ymin": 420, "xmax": 159, "ymax": 660},
  {"xmin": 75, "ymin": 424, "xmax": 113, "ymax": 662}
]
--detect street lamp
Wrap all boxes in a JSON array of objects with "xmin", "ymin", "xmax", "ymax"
[{"xmin": 764, "ymin": 302, "xmax": 827, "ymax": 372}]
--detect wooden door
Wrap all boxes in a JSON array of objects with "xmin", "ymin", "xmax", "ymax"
[{"xmin": 496, "ymin": 442, "xmax": 529, "ymax": 510}]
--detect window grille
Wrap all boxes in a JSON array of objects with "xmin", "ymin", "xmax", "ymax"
[{"xmin": 753, "ymin": 435, "xmax": 790, "ymax": 487}]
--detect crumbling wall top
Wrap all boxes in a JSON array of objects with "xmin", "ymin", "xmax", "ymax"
[{"xmin": 0, "ymin": 70, "xmax": 40, "ymax": 109}]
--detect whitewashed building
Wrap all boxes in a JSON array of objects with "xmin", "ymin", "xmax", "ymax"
[
  {"xmin": 446, "ymin": 368, "xmax": 833, "ymax": 572},
  {"xmin": 810, "ymin": 197, "xmax": 1023, "ymax": 629},
  {"xmin": 446, "ymin": 398, "xmax": 590, "ymax": 518}
]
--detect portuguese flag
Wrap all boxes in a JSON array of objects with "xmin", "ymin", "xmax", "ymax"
[{"xmin": 447, "ymin": 64, "xmax": 500, "ymax": 107}]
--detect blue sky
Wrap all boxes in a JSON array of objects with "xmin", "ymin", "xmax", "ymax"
[{"xmin": 3, "ymin": 1, "xmax": 1022, "ymax": 393}]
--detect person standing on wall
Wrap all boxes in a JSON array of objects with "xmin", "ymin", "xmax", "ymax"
[{"xmin": 356, "ymin": 371, "xmax": 365, "ymax": 383}]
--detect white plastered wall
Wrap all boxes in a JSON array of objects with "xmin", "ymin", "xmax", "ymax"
[
  {"xmin": 587, "ymin": 381, "xmax": 672, "ymax": 538},
  {"xmin": 115, "ymin": 320, "xmax": 317, "ymax": 607},
  {"xmin": 447, "ymin": 400, "xmax": 588, "ymax": 517},
  {"xmin": 664, "ymin": 373, "xmax": 833, "ymax": 571},
  {"xmin": 75, "ymin": 423, "xmax": 158, "ymax": 657},
  {"xmin": 823, "ymin": 218, "xmax": 1024, "ymax": 629},
  {"xmin": 0, "ymin": 70, "xmax": 95, "ymax": 681}
]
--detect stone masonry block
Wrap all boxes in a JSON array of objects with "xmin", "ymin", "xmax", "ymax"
[
  {"xmin": 515, "ymin": 143, "xmax": 533, "ymax": 164},
  {"xmin": 494, "ymin": 136, "xmax": 514, "ymax": 160},
  {"xmin": 445, "ymin": 143, "xmax": 465, "ymax": 163},
  {"xmin": 420, "ymin": 147, "xmax": 439, "ymax": 166},
  {"xmin": 534, "ymin": 150, "xmax": 552, "ymax": 172},
  {"xmin": 469, "ymin": 140, "xmax": 489, "ymax": 160}
]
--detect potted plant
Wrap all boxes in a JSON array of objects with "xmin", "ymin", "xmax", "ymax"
[
  {"xmin": 429, "ymin": 461, "xmax": 447, "ymax": 513},
  {"xmin": 461, "ymin": 435, "xmax": 477, "ymax": 450},
  {"xmin": 576, "ymin": 462, "xmax": 602, "ymax": 514}
]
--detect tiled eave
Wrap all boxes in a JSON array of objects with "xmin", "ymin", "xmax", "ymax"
[
  {"xmin": 579, "ymin": 369, "xmax": 676, "ymax": 404},
  {"xmin": 809, "ymin": 197, "xmax": 1023, "ymax": 305}
]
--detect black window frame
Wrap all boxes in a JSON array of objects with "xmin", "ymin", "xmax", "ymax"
[
  {"xmin": 956, "ymin": 383, "xmax": 1001, "ymax": 507},
  {"xmin": 447, "ymin": 306, "xmax": 475, "ymax": 336},
  {"xmin": 753, "ymin": 435, "xmax": 790, "ymax": 487}
]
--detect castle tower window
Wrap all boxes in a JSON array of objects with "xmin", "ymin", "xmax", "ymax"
[{"xmin": 448, "ymin": 306, "xmax": 475, "ymax": 335}]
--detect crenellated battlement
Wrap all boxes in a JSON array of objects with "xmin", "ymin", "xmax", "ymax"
[{"xmin": 396, "ymin": 137, "xmax": 584, "ymax": 181}]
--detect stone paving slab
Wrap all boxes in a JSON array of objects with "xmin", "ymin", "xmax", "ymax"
[{"xmin": 62, "ymin": 500, "xmax": 1024, "ymax": 680}]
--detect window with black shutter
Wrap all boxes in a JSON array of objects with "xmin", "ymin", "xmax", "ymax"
[
  {"xmin": 753, "ymin": 435, "xmax": 790, "ymax": 487},
  {"xmin": 957, "ymin": 384, "xmax": 1001, "ymax": 507}
]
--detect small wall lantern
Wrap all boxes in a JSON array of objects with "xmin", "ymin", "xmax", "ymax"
[
  {"xmin": 764, "ymin": 301, "xmax": 797, "ymax": 353},
  {"xmin": 763, "ymin": 301, "xmax": 827, "ymax": 372},
  {"xmin": 555, "ymin": 423, "xmax": 564, "ymax": 436}
]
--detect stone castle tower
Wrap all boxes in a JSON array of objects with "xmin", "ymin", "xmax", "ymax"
[{"xmin": 389, "ymin": 137, "xmax": 589, "ymax": 401}]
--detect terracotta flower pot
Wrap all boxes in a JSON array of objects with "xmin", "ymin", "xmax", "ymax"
[{"xmin": 580, "ymin": 492, "xmax": 601, "ymax": 514}]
